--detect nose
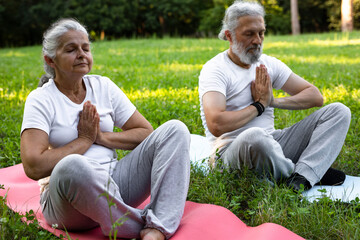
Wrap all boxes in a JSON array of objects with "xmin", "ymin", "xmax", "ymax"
[
  {"xmin": 77, "ymin": 48, "xmax": 86, "ymax": 58},
  {"xmin": 253, "ymin": 33, "xmax": 262, "ymax": 45}
]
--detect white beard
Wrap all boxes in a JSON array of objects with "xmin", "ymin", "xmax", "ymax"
[{"xmin": 231, "ymin": 38, "xmax": 263, "ymax": 65}]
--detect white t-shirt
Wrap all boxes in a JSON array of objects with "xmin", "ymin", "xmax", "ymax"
[
  {"xmin": 198, "ymin": 50, "xmax": 292, "ymax": 153},
  {"xmin": 21, "ymin": 75, "xmax": 136, "ymax": 173}
]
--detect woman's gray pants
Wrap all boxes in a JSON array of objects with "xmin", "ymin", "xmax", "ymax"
[
  {"xmin": 221, "ymin": 103, "xmax": 351, "ymax": 186},
  {"xmin": 41, "ymin": 120, "xmax": 191, "ymax": 239}
]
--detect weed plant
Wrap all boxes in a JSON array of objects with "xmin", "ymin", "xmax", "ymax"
[{"xmin": 0, "ymin": 31, "xmax": 359, "ymax": 239}]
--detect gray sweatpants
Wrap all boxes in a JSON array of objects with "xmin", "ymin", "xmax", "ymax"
[
  {"xmin": 221, "ymin": 103, "xmax": 351, "ymax": 186},
  {"xmin": 41, "ymin": 120, "xmax": 191, "ymax": 239}
]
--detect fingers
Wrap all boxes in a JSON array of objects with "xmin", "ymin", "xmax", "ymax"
[
  {"xmin": 253, "ymin": 64, "xmax": 273, "ymax": 107},
  {"xmin": 257, "ymin": 64, "xmax": 271, "ymax": 87},
  {"xmin": 81, "ymin": 101, "xmax": 98, "ymax": 123},
  {"xmin": 251, "ymin": 81, "xmax": 260, "ymax": 102},
  {"xmin": 77, "ymin": 101, "xmax": 99, "ymax": 143},
  {"xmin": 255, "ymin": 64, "xmax": 267, "ymax": 85}
]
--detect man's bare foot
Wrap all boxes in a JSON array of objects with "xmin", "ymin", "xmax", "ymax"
[{"xmin": 140, "ymin": 228, "xmax": 165, "ymax": 240}]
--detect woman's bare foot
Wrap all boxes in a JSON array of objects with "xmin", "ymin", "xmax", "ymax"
[{"xmin": 140, "ymin": 228, "xmax": 165, "ymax": 240}]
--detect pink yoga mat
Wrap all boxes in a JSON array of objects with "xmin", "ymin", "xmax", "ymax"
[{"xmin": 0, "ymin": 164, "xmax": 304, "ymax": 240}]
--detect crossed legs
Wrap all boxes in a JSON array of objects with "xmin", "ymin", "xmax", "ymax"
[
  {"xmin": 221, "ymin": 103, "xmax": 351, "ymax": 186},
  {"xmin": 41, "ymin": 120, "xmax": 190, "ymax": 239}
]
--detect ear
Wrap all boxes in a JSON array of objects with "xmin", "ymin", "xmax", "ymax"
[
  {"xmin": 225, "ymin": 30, "xmax": 233, "ymax": 43},
  {"xmin": 44, "ymin": 55, "xmax": 55, "ymax": 68}
]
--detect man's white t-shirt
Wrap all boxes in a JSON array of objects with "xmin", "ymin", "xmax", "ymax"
[
  {"xmin": 198, "ymin": 50, "xmax": 292, "ymax": 153},
  {"xmin": 21, "ymin": 75, "xmax": 136, "ymax": 173}
]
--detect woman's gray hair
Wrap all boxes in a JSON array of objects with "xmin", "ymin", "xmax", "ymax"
[
  {"xmin": 218, "ymin": 0, "xmax": 265, "ymax": 41},
  {"xmin": 42, "ymin": 18, "xmax": 88, "ymax": 81}
]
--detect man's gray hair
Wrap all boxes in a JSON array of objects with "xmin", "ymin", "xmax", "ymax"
[
  {"xmin": 42, "ymin": 18, "xmax": 88, "ymax": 79},
  {"xmin": 218, "ymin": 0, "xmax": 265, "ymax": 41}
]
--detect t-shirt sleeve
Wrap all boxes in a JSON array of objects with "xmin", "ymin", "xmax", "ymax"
[
  {"xmin": 21, "ymin": 90, "xmax": 53, "ymax": 135},
  {"xmin": 199, "ymin": 62, "xmax": 228, "ymax": 99},
  {"xmin": 106, "ymin": 78, "xmax": 136, "ymax": 129},
  {"xmin": 264, "ymin": 55, "xmax": 292, "ymax": 90}
]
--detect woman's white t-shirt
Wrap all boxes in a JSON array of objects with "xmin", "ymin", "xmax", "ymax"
[
  {"xmin": 21, "ymin": 75, "xmax": 136, "ymax": 173},
  {"xmin": 198, "ymin": 50, "xmax": 292, "ymax": 152}
]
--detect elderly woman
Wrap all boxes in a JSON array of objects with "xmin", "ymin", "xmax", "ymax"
[{"xmin": 20, "ymin": 18, "xmax": 190, "ymax": 240}]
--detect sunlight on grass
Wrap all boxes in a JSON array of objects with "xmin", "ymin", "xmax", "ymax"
[
  {"xmin": 104, "ymin": 43, "xmax": 226, "ymax": 56},
  {"xmin": 322, "ymin": 84, "xmax": 360, "ymax": 103},
  {"xmin": 125, "ymin": 87, "xmax": 198, "ymax": 103},
  {"xmin": 123, "ymin": 85, "xmax": 358, "ymax": 106},
  {"xmin": 0, "ymin": 88, "xmax": 30, "ymax": 102},
  {"xmin": 308, "ymin": 39, "xmax": 360, "ymax": 47},
  {"xmin": 160, "ymin": 46, "xmax": 216, "ymax": 53},
  {"xmin": 265, "ymin": 32, "xmax": 360, "ymax": 48},
  {"xmin": 0, "ymin": 51, "xmax": 27, "ymax": 57},
  {"xmin": 282, "ymin": 54, "xmax": 360, "ymax": 65},
  {"xmin": 265, "ymin": 41, "xmax": 298, "ymax": 49},
  {"xmin": 1, "ymin": 84, "xmax": 357, "ymax": 108},
  {"xmin": 158, "ymin": 63, "xmax": 203, "ymax": 72},
  {"xmin": 275, "ymin": 85, "xmax": 359, "ymax": 104}
]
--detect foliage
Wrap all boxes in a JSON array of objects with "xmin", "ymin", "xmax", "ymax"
[
  {"xmin": 136, "ymin": 0, "xmax": 210, "ymax": 37},
  {"xmin": 0, "ymin": 185, "xmax": 60, "ymax": 239},
  {"xmin": 261, "ymin": 0, "xmax": 291, "ymax": 35},
  {"xmin": 0, "ymin": 32, "xmax": 360, "ymax": 239},
  {"xmin": 2, "ymin": 0, "xmax": 360, "ymax": 47},
  {"xmin": 197, "ymin": 0, "xmax": 233, "ymax": 37}
]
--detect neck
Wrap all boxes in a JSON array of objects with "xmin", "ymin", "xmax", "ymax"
[
  {"xmin": 54, "ymin": 76, "xmax": 86, "ymax": 104},
  {"xmin": 227, "ymin": 49, "xmax": 251, "ymax": 69}
]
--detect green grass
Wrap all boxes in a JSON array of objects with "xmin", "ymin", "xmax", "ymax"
[{"xmin": 1, "ymin": 31, "xmax": 360, "ymax": 239}]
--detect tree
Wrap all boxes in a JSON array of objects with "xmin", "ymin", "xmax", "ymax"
[
  {"xmin": 341, "ymin": 0, "xmax": 353, "ymax": 32},
  {"xmin": 290, "ymin": 0, "xmax": 300, "ymax": 35},
  {"xmin": 261, "ymin": 0, "xmax": 291, "ymax": 35}
]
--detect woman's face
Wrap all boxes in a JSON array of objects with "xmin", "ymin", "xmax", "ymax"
[{"xmin": 52, "ymin": 30, "xmax": 93, "ymax": 79}]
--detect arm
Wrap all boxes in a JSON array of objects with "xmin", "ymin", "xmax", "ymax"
[
  {"xmin": 95, "ymin": 110, "xmax": 153, "ymax": 150},
  {"xmin": 270, "ymin": 73, "xmax": 323, "ymax": 110},
  {"xmin": 203, "ymin": 65, "xmax": 272, "ymax": 137},
  {"xmin": 20, "ymin": 101, "xmax": 99, "ymax": 180},
  {"xmin": 203, "ymin": 91, "xmax": 258, "ymax": 137}
]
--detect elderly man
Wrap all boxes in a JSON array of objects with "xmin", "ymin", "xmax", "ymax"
[{"xmin": 198, "ymin": 0, "xmax": 351, "ymax": 192}]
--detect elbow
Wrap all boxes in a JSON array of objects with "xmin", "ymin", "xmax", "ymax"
[
  {"xmin": 23, "ymin": 163, "xmax": 43, "ymax": 181},
  {"xmin": 21, "ymin": 156, "xmax": 47, "ymax": 180},
  {"xmin": 316, "ymin": 95, "xmax": 324, "ymax": 107},
  {"xmin": 309, "ymin": 86, "xmax": 324, "ymax": 108},
  {"xmin": 208, "ymin": 124, "xmax": 224, "ymax": 138},
  {"xmin": 314, "ymin": 90, "xmax": 324, "ymax": 107},
  {"xmin": 206, "ymin": 115, "xmax": 226, "ymax": 137},
  {"xmin": 144, "ymin": 125, "xmax": 154, "ymax": 138}
]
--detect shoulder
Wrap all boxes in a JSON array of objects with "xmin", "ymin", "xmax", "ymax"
[
  {"xmin": 259, "ymin": 54, "xmax": 280, "ymax": 64},
  {"xmin": 84, "ymin": 74, "xmax": 111, "ymax": 85},
  {"xmin": 84, "ymin": 74, "xmax": 120, "ymax": 91},
  {"xmin": 259, "ymin": 54, "xmax": 289, "ymax": 68},
  {"xmin": 200, "ymin": 51, "xmax": 230, "ymax": 80},
  {"xmin": 259, "ymin": 54, "xmax": 292, "ymax": 89},
  {"xmin": 26, "ymin": 80, "xmax": 56, "ymax": 103},
  {"xmin": 202, "ymin": 50, "xmax": 228, "ymax": 70}
]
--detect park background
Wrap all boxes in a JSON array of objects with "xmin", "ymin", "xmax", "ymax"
[
  {"xmin": 1, "ymin": 0, "xmax": 360, "ymax": 47},
  {"xmin": 1, "ymin": 0, "xmax": 360, "ymax": 239}
]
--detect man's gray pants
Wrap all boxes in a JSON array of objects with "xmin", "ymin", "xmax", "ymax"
[
  {"xmin": 41, "ymin": 120, "xmax": 191, "ymax": 239},
  {"xmin": 222, "ymin": 103, "xmax": 351, "ymax": 186}
]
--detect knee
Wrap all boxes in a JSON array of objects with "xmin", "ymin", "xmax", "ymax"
[
  {"xmin": 327, "ymin": 102, "xmax": 351, "ymax": 124},
  {"xmin": 51, "ymin": 154, "xmax": 88, "ymax": 185},
  {"xmin": 161, "ymin": 120, "xmax": 190, "ymax": 142},
  {"xmin": 239, "ymin": 128, "xmax": 268, "ymax": 146}
]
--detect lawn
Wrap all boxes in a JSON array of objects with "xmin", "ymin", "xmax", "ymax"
[{"xmin": 1, "ymin": 31, "xmax": 359, "ymax": 239}]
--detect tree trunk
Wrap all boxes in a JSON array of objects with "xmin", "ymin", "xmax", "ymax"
[
  {"xmin": 341, "ymin": 0, "xmax": 353, "ymax": 32},
  {"xmin": 291, "ymin": 0, "xmax": 300, "ymax": 35},
  {"xmin": 100, "ymin": 30, "xmax": 105, "ymax": 41}
]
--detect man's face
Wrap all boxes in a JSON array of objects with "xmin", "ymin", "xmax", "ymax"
[{"xmin": 231, "ymin": 15, "xmax": 265, "ymax": 65}]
